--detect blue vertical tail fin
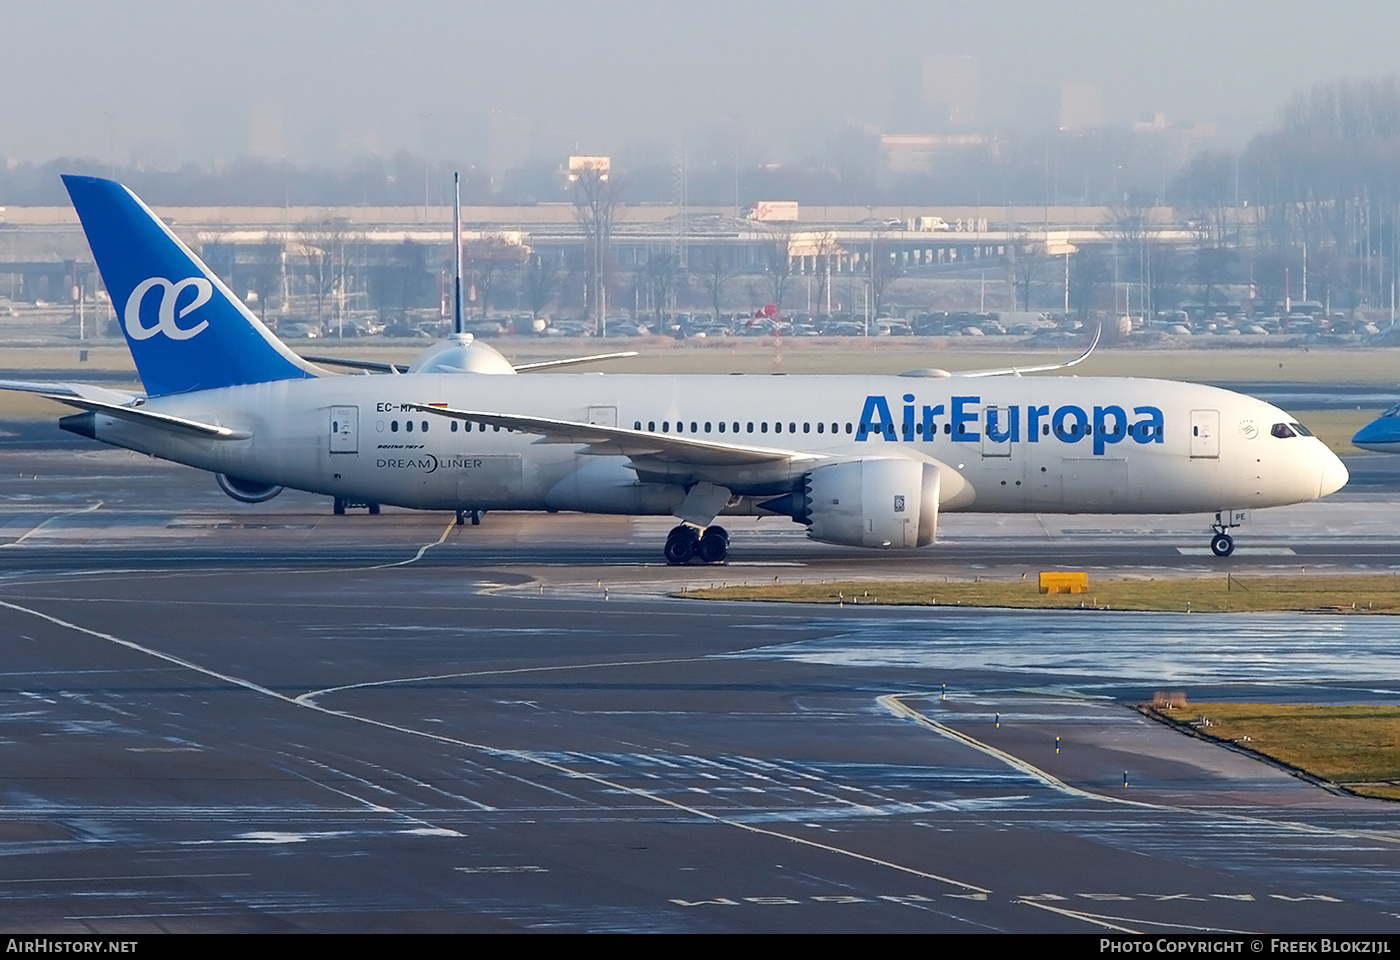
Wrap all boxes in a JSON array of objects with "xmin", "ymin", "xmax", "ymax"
[{"xmin": 62, "ymin": 175, "xmax": 318, "ymax": 397}]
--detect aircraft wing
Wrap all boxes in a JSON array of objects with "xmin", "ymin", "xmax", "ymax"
[
  {"xmin": 936, "ymin": 323, "xmax": 1101, "ymax": 378},
  {"xmin": 302, "ymin": 350, "xmax": 638, "ymax": 375},
  {"xmin": 407, "ymin": 403, "xmax": 823, "ymax": 467},
  {"xmin": 511, "ymin": 351, "xmax": 639, "ymax": 372}
]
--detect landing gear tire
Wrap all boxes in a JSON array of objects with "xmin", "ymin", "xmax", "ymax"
[
  {"xmin": 1210, "ymin": 533, "xmax": 1235, "ymax": 557},
  {"xmin": 697, "ymin": 531, "xmax": 729, "ymax": 564},
  {"xmin": 368, "ymin": 502, "xmax": 381, "ymax": 516},
  {"xmin": 664, "ymin": 530, "xmax": 697, "ymax": 565},
  {"xmin": 333, "ymin": 498, "xmax": 346, "ymax": 516}
]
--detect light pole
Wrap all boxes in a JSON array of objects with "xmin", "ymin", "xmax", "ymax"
[{"xmin": 419, "ymin": 112, "xmax": 432, "ymax": 223}]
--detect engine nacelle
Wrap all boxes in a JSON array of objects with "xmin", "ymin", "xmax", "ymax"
[
  {"xmin": 799, "ymin": 458, "xmax": 941, "ymax": 548},
  {"xmin": 216, "ymin": 473, "xmax": 284, "ymax": 503}
]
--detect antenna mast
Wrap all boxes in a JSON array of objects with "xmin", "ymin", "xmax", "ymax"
[{"xmin": 453, "ymin": 172, "xmax": 464, "ymax": 335}]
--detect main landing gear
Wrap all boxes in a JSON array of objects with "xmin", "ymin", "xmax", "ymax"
[
  {"xmin": 1210, "ymin": 509, "xmax": 1245, "ymax": 557},
  {"xmin": 664, "ymin": 524, "xmax": 729, "ymax": 565}
]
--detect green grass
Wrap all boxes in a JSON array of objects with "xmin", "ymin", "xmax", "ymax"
[
  {"xmin": 682, "ymin": 575, "xmax": 1400, "ymax": 614},
  {"xmin": 1154, "ymin": 702, "xmax": 1400, "ymax": 801}
]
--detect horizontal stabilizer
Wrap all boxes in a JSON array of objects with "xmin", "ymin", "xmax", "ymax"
[
  {"xmin": 0, "ymin": 379, "xmax": 140, "ymax": 405},
  {"xmin": 301, "ymin": 356, "xmax": 406, "ymax": 374},
  {"xmin": 43, "ymin": 394, "xmax": 250, "ymax": 440}
]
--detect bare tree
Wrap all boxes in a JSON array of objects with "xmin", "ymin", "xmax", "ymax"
[
  {"xmin": 760, "ymin": 227, "xmax": 795, "ymax": 311},
  {"xmin": 571, "ymin": 164, "xmax": 624, "ymax": 333},
  {"xmin": 1146, "ymin": 243, "xmax": 1185, "ymax": 319},
  {"xmin": 1007, "ymin": 231, "xmax": 1047, "ymax": 310},
  {"xmin": 298, "ymin": 216, "xmax": 350, "ymax": 334},
  {"xmin": 700, "ymin": 251, "xmax": 735, "ymax": 329},
  {"xmin": 467, "ymin": 234, "xmax": 528, "ymax": 316},
  {"xmin": 522, "ymin": 253, "xmax": 560, "ymax": 323},
  {"xmin": 1069, "ymin": 248, "xmax": 1112, "ymax": 321},
  {"xmin": 1194, "ymin": 245, "xmax": 1239, "ymax": 318},
  {"xmin": 810, "ymin": 231, "xmax": 839, "ymax": 315},
  {"xmin": 643, "ymin": 251, "xmax": 683, "ymax": 327},
  {"xmin": 869, "ymin": 240, "xmax": 900, "ymax": 319},
  {"xmin": 242, "ymin": 235, "xmax": 283, "ymax": 324}
]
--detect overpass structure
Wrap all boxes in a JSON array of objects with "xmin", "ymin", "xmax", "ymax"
[{"xmin": 0, "ymin": 202, "xmax": 1201, "ymax": 307}]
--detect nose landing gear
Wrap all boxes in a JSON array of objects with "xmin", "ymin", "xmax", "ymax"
[
  {"xmin": 664, "ymin": 524, "xmax": 729, "ymax": 565},
  {"xmin": 1209, "ymin": 509, "xmax": 1246, "ymax": 557}
]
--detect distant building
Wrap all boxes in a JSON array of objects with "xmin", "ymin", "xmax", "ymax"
[
  {"xmin": 922, "ymin": 55, "xmax": 979, "ymax": 127},
  {"xmin": 879, "ymin": 133, "xmax": 990, "ymax": 176},
  {"xmin": 247, "ymin": 101, "xmax": 287, "ymax": 160},
  {"xmin": 1059, "ymin": 82, "xmax": 1103, "ymax": 130},
  {"xmin": 487, "ymin": 111, "xmax": 531, "ymax": 186}
]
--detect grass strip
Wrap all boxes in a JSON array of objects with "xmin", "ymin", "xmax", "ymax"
[
  {"xmin": 681, "ymin": 574, "xmax": 1400, "ymax": 614},
  {"xmin": 1146, "ymin": 701, "xmax": 1400, "ymax": 801}
]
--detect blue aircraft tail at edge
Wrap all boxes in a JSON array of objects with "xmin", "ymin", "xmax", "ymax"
[{"xmin": 63, "ymin": 175, "xmax": 318, "ymax": 397}]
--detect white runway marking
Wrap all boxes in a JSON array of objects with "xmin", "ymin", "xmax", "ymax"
[
  {"xmin": 1176, "ymin": 547, "xmax": 1297, "ymax": 555},
  {"xmin": 0, "ymin": 598, "xmax": 992, "ymax": 897},
  {"xmin": 880, "ymin": 692, "xmax": 1400, "ymax": 847},
  {"xmin": 1, "ymin": 500, "xmax": 104, "ymax": 545}
]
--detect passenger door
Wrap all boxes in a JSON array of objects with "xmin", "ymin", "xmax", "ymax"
[
  {"xmin": 1190, "ymin": 409, "xmax": 1220, "ymax": 459},
  {"xmin": 330, "ymin": 405, "xmax": 358, "ymax": 454}
]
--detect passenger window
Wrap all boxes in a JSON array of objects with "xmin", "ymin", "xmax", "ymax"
[
  {"xmin": 422, "ymin": 421, "xmax": 429, "ymax": 432},
  {"xmin": 634, "ymin": 421, "xmax": 641, "ymax": 430},
  {"xmin": 405, "ymin": 420, "xmax": 413, "ymax": 432},
  {"xmin": 817, "ymin": 423, "xmax": 824, "ymax": 433},
  {"xmin": 691, "ymin": 422, "xmax": 698, "ymax": 433},
  {"xmin": 718, "ymin": 422, "xmax": 726, "ymax": 433},
  {"xmin": 773, "ymin": 422, "xmax": 780, "ymax": 433},
  {"xmin": 451, "ymin": 421, "xmax": 458, "ymax": 432},
  {"xmin": 761, "ymin": 422, "xmax": 768, "ymax": 433},
  {"xmin": 390, "ymin": 420, "xmax": 399, "ymax": 432},
  {"xmin": 747, "ymin": 423, "xmax": 754, "ymax": 433},
  {"xmin": 1042, "ymin": 424, "xmax": 1049, "ymax": 435},
  {"xmin": 845, "ymin": 423, "xmax": 852, "ymax": 434},
  {"xmin": 648, "ymin": 421, "xmax": 656, "ymax": 431},
  {"xmin": 803, "ymin": 423, "xmax": 810, "ymax": 433}
]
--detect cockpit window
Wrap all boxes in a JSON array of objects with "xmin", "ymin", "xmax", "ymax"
[
  {"xmin": 1271, "ymin": 423, "xmax": 1297, "ymax": 439},
  {"xmin": 1385, "ymin": 404, "xmax": 1400, "ymax": 418},
  {"xmin": 1291, "ymin": 422, "xmax": 1314, "ymax": 437}
]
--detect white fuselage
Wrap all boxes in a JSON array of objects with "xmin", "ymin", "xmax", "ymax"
[{"xmin": 80, "ymin": 372, "xmax": 1346, "ymax": 520}]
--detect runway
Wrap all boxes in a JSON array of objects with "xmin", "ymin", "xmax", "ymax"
[{"xmin": 1, "ymin": 445, "xmax": 1399, "ymax": 932}]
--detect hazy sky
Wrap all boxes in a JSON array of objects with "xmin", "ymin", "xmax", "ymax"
[{"xmin": 3, "ymin": 0, "xmax": 1398, "ymax": 168}]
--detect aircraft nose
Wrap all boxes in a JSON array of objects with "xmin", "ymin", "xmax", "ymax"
[{"xmin": 1319, "ymin": 448, "xmax": 1348, "ymax": 497}]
